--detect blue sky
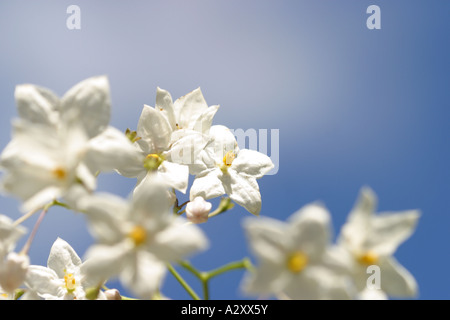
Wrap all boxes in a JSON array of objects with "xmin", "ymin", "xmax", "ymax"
[{"xmin": 0, "ymin": 1, "xmax": 448, "ymax": 300}]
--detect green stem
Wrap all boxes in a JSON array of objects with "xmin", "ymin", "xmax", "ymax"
[
  {"xmin": 206, "ymin": 258, "xmax": 253, "ymax": 279},
  {"xmin": 178, "ymin": 258, "xmax": 253, "ymax": 300},
  {"xmin": 167, "ymin": 263, "xmax": 201, "ymax": 300},
  {"xmin": 202, "ymin": 276, "xmax": 210, "ymax": 300}
]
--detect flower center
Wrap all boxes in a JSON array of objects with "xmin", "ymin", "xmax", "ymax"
[
  {"xmin": 52, "ymin": 167, "xmax": 67, "ymax": 180},
  {"xmin": 128, "ymin": 226, "xmax": 147, "ymax": 247},
  {"xmin": 220, "ymin": 151, "xmax": 236, "ymax": 173},
  {"xmin": 64, "ymin": 273, "xmax": 76, "ymax": 293},
  {"xmin": 357, "ymin": 251, "xmax": 379, "ymax": 266},
  {"xmin": 223, "ymin": 151, "xmax": 236, "ymax": 167},
  {"xmin": 143, "ymin": 153, "xmax": 163, "ymax": 171},
  {"xmin": 287, "ymin": 251, "xmax": 308, "ymax": 273}
]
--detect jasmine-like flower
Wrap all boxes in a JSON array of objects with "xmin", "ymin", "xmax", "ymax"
[
  {"xmin": 242, "ymin": 204, "xmax": 352, "ymax": 299},
  {"xmin": 336, "ymin": 187, "xmax": 420, "ymax": 298},
  {"xmin": 79, "ymin": 177, "xmax": 208, "ymax": 299},
  {"xmin": 116, "ymin": 87, "xmax": 220, "ymax": 194},
  {"xmin": 24, "ymin": 238, "xmax": 106, "ymax": 300},
  {"xmin": 0, "ymin": 76, "xmax": 140, "ymax": 211},
  {"xmin": 0, "ymin": 120, "xmax": 93, "ymax": 212},
  {"xmin": 190, "ymin": 125, "xmax": 274, "ymax": 215}
]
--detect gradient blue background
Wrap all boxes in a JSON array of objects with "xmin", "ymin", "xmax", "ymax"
[{"xmin": 0, "ymin": 1, "xmax": 448, "ymax": 300}]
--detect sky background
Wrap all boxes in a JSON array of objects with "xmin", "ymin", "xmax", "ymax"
[{"xmin": 0, "ymin": 1, "xmax": 449, "ymax": 300}]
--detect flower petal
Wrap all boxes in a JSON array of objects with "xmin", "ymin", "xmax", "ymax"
[
  {"xmin": 155, "ymin": 87, "xmax": 176, "ymax": 129},
  {"xmin": 222, "ymin": 170, "xmax": 262, "ymax": 215},
  {"xmin": 282, "ymin": 266, "xmax": 352, "ymax": 300},
  {"xmin": 47, "ymin": 238, "xmax": 82, "ymax": 279},
  {"xmin": 338, "ymin": 187, "xmax": 377, "ymax": 251},
  {"xmin": 149, "ymin": 218, "xmax": 208, "ymax": 262},
  {"xmin": 120, "ymin": 250, "xmax": 166, "ymax": 299},
  {"xmin": 379, "ymin": 256, "xmax": 418, "ymax": 298},
  {"xmin": 61, "ymin": 76, "xmax": 111, "ymax": 139},
  {"xmin": 15, "ymin": 84, "xmax": 59, "ymax": 127},
  {"xmin": 192, "ymin": 105, "xmax": 220, "ymax": 134},
  {"xmin": 82, "ymin": 242, "xmax": 132, "ymax": 284},
  {"xmin": 286, "ymin": 204, "xmax": 332, "ymax": 262},
  {"xmin": 242, "ymin": 216, "xmax": 289, "ymax": 264},
  {"xmin": 174, "ymin": 87, "xmax": 209, "ymax": 130},
  {"xmin": 167, "ymin": 129, "xmax": 210, "ymax": 175},
  {"xmin": 207, "ymin": 125, "xmax": 240, "ymax": 165},
  {"xmin": 25, "ymin": 265, "xmax": 64, "ymax": 299},
  {"xmin": 78, "ymin": 193, "xmax": 129, "ymax": 244},
  {"xmin": 190, "ymin": 169, "xmax": 225, "ymax": 201},
  {"xmin": 232, "ymin": 149, "xmax": 274, "ymax": 179},
  {"xmin": 367, "ymin": 210, "xmax": 420, "ymax": 256},
  {"xmin": 86, "ymin": 126, "xmax": 144, "ymax": 173},
  {"xmin": 157, "ymin": 161, "xmax": 189, "ymax": 194},
  {"xmin": 136, "ymin": 105, "xmax": 172, "ymax": 154},
  {"xmin": 241, "ymin": 261, "xmax": 290, "ymax": 297}
]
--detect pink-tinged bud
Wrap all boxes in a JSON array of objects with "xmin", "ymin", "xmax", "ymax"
[
  {"xmin": 0, "ymin": 252, "xmax": 29, "ymax": 293},
  {"xmin": 104, "ymin": 288, "xmax": 122, "ymax": 300},
  {"xmin": 186, "ymin": 197, "xmax": 212, "ymax": 224}
]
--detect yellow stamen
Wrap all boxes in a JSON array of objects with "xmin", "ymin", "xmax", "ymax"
[
  {"xmin": 222, "ymin": 151, "xmax": 236, "ymax": 167},
  {"xmin": 143, "ymin": 153, "xmax": 163, "ymax": 171},
  {"xmin": 52, "ymin": 167, "xmax": 67, "ymax": 180},
  {"xmin": 287, "ymin": 251, "xmax": 308, "ymax": 273},
  {"xmin": 128, "ymin": 226, "xmax": 147, "ymax": 247},
  {"xmin": 357, "ymin": 251, "xmax": 379, "ymax": 266},
  {"xmin": 64, "ymin": 273, "xmax": 76, "ymax": 292}
]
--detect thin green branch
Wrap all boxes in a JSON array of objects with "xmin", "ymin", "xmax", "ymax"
[
  {"xmin": 178, "ymin": 258, "xmax": 253, "ymax": 300},
  {"xmin": 167, "ymin": 263, "xmax": 201, "ymax": 300}
]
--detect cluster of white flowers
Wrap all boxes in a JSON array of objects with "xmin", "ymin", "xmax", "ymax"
[{"xmin": 0, "ymin": 76, "xmax": 420, "ymax": 300}]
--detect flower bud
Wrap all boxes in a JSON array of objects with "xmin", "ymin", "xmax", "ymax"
[
  {"xmin": 104, "ymin": 288, "xmax": 122, "ymax": 300},
  {"xmin": 0, "ymin": 252, "xmax": 29, "ymax": 293},
  {"xmin": 186, "ymin": 197, "xmax": 212, "ymax": 224}
]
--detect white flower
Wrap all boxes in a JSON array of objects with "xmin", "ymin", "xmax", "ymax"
[
  {"xmin": 1, "ymin": 76, "xmax": 138, "ymax": 211},
  {"xmin": 0, "ymin": 120, "xmax": 93, "ymax": 212},
  {"xmin": 336, "ymin": 187, "xmax": 420, "ymax": 298},
  {"xmin": 79, "ymin": 177, "xmax": 208, "ymax": 298},
  {"xmin": 116, "ymin": 87, "xmax": 220, "ymax": 193},
  {"xmin": 185, "ymin": 197, "xmax": 212, "ymax": 224},
  {"xmin": 14, "ymin": 76, "xmax": 110, "ymax": 138},
  {"xmin": 24, "ymin": 238, "xmax": 106, "ymax": 300},
  {"xmin": 242, "ymin": 204, "xmax": 352, "ymax": 300},
  {"xmin": 190, "ymin": 125, "xmax": 274, "ymax": 215}
]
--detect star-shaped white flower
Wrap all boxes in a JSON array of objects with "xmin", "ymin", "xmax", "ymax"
[
  {"xmin": 79, "ymin": 177, "xmax": 208, "ymax": 299},
  {"xmin": 116, "ymin": 87, "xmax": 219, "ymax": 194},
  {"xmin": 190, "ymin": 125, "xmax": 274, "ymax": 215},
  {"xmin": 242, "ymin": 204, "xmax": 352, "ymax": 299},
  {"xmin": 24, "ymin": 238, "xmax": 106, "ymax": 300},
  {"xmin": 335, "ymin": 187, "xmax": 420, "ymax": 298},
  {"xmin": 0, "ymin": 119, "xmax": 93, "ymax": 212},
  {"xmin": 0, "ymin": 76, "xmax": 138, "ymax": 211}
]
